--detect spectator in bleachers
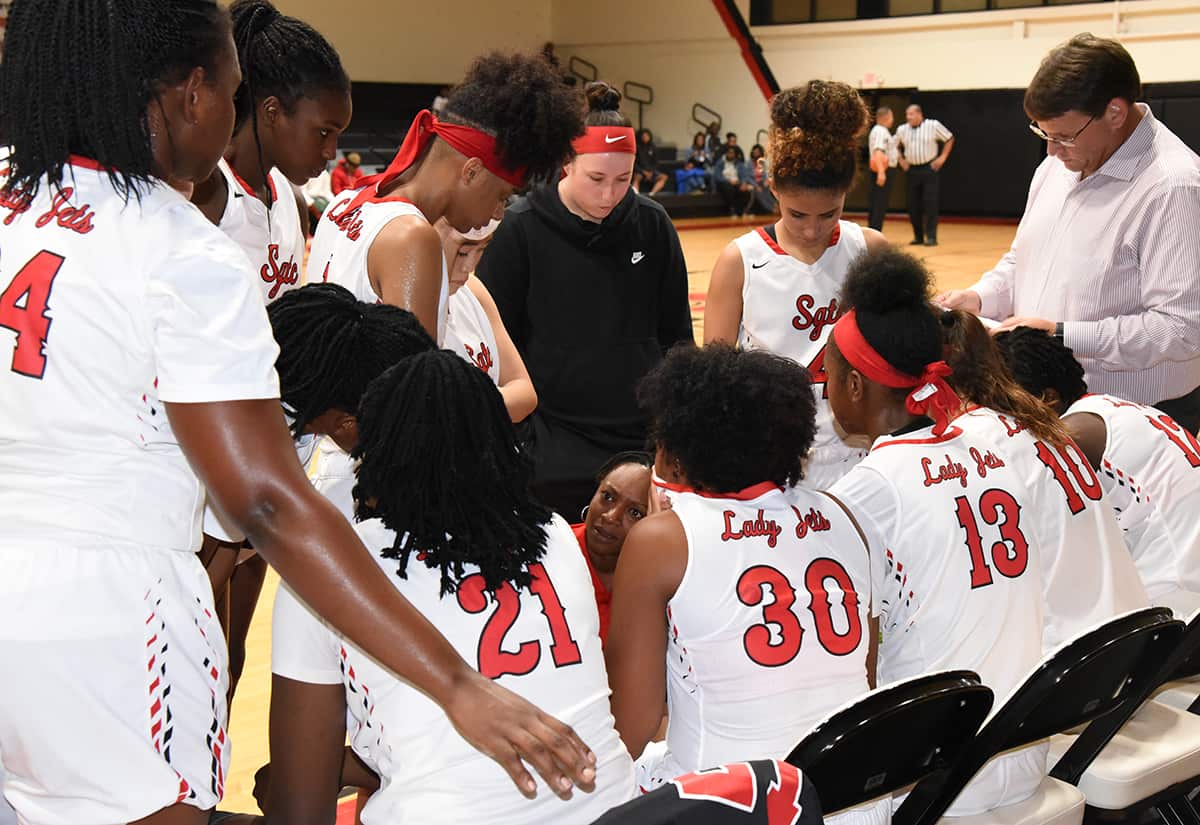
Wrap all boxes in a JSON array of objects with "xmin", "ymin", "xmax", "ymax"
[
  {"xmin": 704, "ymin": 121, "xmax": 723, "ymax": 160},
  {"xmin": 330, "ymin": 150, "xmax": 364, "ymax": 194},
  {"xmin": 722, "ymin": 131, "xmax": 745, "ymax": 163},
  {"xmin": 712, "ymin": 145, "xmax": 754, "ymax": 217},
  {"xmin": 634, "ymin": 128, "xmax": 668, "ymax": 195},
  {"xmin": 675, "ymin": 131, "xmax": 711, "ymax": 194},
  {"xmin": 748, "ymin": 143, "xmax": 777, "ymax": 213}
]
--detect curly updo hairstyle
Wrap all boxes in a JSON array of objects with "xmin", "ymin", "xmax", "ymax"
[
  {"xmin": 582, "ymin": 80, "xmax": 632, "ymax": 128},
  {"xmin": 769, "ymin": 79, "xmax": 870, "ymax": 193},
  {"xmin": 441, "ymin": 52, "xmax": 586, "ymax": 183}
]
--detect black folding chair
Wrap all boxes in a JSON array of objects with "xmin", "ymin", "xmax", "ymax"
[
  {"xmin": 785, "ymin": 670, "xmax": 994, "ymax": 818},
  {"xmin": 892, "ymin": 607, "xmax": 1182, "ymax": 825},
  {"xmin": 1048, "ymin": 610, "xmax": 1200, "ymax": 824}
]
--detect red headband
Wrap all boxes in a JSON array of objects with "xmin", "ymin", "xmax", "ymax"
[
  {"xmin": 344, "ymin": 110, "xmax": 526, "ymax": 215},
  {"xmin": 832, "ymin": 310, "xmax": 960, "ymax": 435},
  {"xmin": 572, "ymin": 126, "xmax": 637, "ymax": 155}
]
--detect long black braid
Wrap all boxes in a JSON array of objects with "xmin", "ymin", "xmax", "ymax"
[
  {"xmin": 267, "ymin": 284, "xmax": 435, "ymax": 437},
  {"xmin": 0, "ymin": 0, "xmax": 229, "ymax": 202},
  {"xmin": 353, "ymin": 350, "xmax": 552, "ymax": 596},
  {"xmin": 229, "ymin": 0, "xmax": 348, "ymax": 203},
  {"xmin": 994, "ymin": 326, "xmax": 1089, "ymax": 409}
]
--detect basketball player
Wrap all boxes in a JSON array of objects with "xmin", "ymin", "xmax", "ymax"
[
  {"xmin": 605, "ymin": 344, "xmax": 886, "ymax": 824},
  {"xmin": 0, "ymin": 5, "xmax": 597, "ymax": 822},
  {"xmin": 267, "ymin": 351, "xmax": 636, "ymax": 824},
  {"xmin": 191, "ymin": 0, "xmax": 353, "ymax": 697},
  {"xmin": 192, "ymin": 0, "xmax": 349, "ymax": 304},
  {"xmin": 825, "ymin": 248, "xmax": 1144, "ymax": 816},
  {"xmin": 996, "ymin": 326, "xmax": 1200, "ymax": 616},
  {"xmin": 941, "ymin": 313, "xmax": 1148, "ymax": 652},
  {"xmin": 438, "ymin": 218, "xmax": 538, "ymax": 422},
  {"xmin": 310, "ymin": 51, "xmax": 583, "ymax": 344},
  {"xmin": 704, "ymin": 80, "xmax": 889, "ymax": 489}
]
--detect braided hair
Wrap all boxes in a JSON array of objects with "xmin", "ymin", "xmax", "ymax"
[
  {"xmin": 994, "ymin": 326, "xmax": 1089, "ymax": 410},
  {"xmin": 353, "ymin": 350, "xmax": 552, "ymax": 596},
  {"xmin": 229, "ymin": 0, "xmax": 348, "ymax": 197},
  {"xmin": 441, "ymin": 52, "xmax": 585, "ymax": 184},
  {"xmin": 266, "ymin": 284, "xmax": 435, "ymax": 437},
  {"xmin": 0, "ymin": 0, "xmax": 230, "ymax": 202},
  {"xmin": 638, "ymin": 343, "xmax": 817, "ymax": 491}
]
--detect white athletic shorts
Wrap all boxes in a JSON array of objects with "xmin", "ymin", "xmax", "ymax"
[{"xmin": 0, "ymin": 541, "xmax": 229, "ymax": 825}]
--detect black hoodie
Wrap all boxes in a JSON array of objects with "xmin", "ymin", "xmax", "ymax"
[{"xmin": 477, "ymin": 182, "xmax": 693, "ymax": 504}]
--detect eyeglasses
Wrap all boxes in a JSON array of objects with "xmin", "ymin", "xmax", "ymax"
[{"xmin": 1029, "ymin": 114, "xmax": 1096, "ymax": 148}]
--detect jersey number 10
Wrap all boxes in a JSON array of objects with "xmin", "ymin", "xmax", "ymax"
[{"xmin": 0, "ymin": 250, "xmax": 66, "ymax": 379}]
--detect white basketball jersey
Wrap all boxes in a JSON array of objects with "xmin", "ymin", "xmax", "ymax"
[
  {"xmin": 271, "ymin": 515, "xmax": 635, "ymax": 825},
  {"xmin": 654, "ymin": 482, "xmax": 871, "ymax": 777},
  {"xmin": 830, "ymin": 412, "xmax": 1052, "ymax": 814},
  {"xmin": 214, "ymin": 160, "xmax": 304, "ymax": 304},
  {"xmin": 952, "ymin": 407, "xmax": 1147, "ymax": 649},
  {"xmin": 309, "ymin": 188, "xmax": 449, "ymax": 345},
  {"xmin": 735, "ymin": 222, "xmax": 868, "ymax": 486},
  {"xmin": 0, "ymin": 159, "xmax": 279, "ymax": 552},
  {"xmin": 1065, "ymin": 394, "xmax": 1200, "ymax": 602},
  {"xmin": 444, "ymin": 282, "xmax": 500, "ymax": 384}
]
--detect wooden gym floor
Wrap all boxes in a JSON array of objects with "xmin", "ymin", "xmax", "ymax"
[{"xmin": 220, "ymin": 213, "xmax": 1018, "ymax": 813}]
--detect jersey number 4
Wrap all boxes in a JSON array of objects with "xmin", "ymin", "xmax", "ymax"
[
  {"xmin": 456, "ymin": 562, "xmax": 583, "ymax": 680},
  {"xmin": 806, "ymin": 346, "xmax": 829, "ymax": 399},
  {"xmin": 736, "ymin": 559, "xmax": 863, "ymax": 668},
  {"xmin": 0, "ymin": 251, "xmax": 66, "ymax": 379}
]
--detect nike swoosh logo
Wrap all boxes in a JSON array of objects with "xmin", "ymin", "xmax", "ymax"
[
  {"xmin": 605, "ymin": 135, "xmax": 627, "ymax": 144},
  {"xmin": 631, "ymin": 252, "xmax": 645, "ymax": 264},
  {"xmin": 752, "ymin": 262, "xmax": 768, "ymax": 269}
]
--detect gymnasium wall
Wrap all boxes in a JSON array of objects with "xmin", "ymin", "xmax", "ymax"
[
  {"xmin": 270, "ymin": 0, "xmax": 552, "ymax": 84},
  {"xmin": 551, "ymin": 0, "xmax": 1200, "ymax": 152}
]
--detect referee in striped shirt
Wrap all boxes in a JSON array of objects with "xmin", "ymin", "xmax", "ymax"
[{"xmin": 895, "ymin": 104, "xmax": 954, "ymax": 246}]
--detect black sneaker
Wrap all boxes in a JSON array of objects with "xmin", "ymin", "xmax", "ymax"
[
  {"xmin": 924, "ymin": 239, "xmax": 939, "ymax": 246},
  {"xmin": 909, "ymin": 239, "xmax": 925, "ymax": 245}
]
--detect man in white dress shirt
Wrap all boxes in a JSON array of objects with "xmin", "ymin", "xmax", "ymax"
[{"xmin": 939, "ymin": 34, "xmax": 1200, "ymax": 432}]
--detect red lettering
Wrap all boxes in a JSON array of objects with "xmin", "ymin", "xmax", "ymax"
[
  {"xmin": 721, "ymin": 509, "xmax": 783, "ymax": 548},
  {"xmin": 326, "ymin": 199, "xmax": 364, "ymax": 241},
  {"xmin": 791, "ymin": 294, "xmax": 841, "ymax": 342},
  {"xmin": 464, "ymin": 341, "xmax": 494, "ymax": 374},
  {"xmin": 34, "ymin": 187, "xmax": 95, "ymax": 235},
  {"xmin": 791, "ymin": 505, "xmax": 831, "ymax": 539},
  {"xmin": 921, "ymin": 455, "xmax": 969, "ymax": 488},
  {"xmin": 259, "ymin": 243, "xmax": 300, "ymax": 300}
]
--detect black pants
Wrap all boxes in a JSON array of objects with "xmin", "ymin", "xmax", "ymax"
[
  {"xmin": 1156, "ymin": 383, "xmax": 1200, "ymax": 435},
  {"xmin": 906, "ymin": 163, "xmax": 940, "ymax": 242},
  {"xmin": 867, "ymin": 168, "xmax": 893, "ymax": 231},
  {"xmin": 717, "ymin": 180, "xmax": 753, "ymax": 216}
]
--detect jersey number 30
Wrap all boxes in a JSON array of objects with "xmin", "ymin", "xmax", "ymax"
[
  {"xmin": 457, "ymin": 562, "xmax": 583, "ymax": 680},
  {"xmin": 736, "ymin": 559, "xmax": 863, "ymax": 667},
  {"xmin": 0, "ymin": 250, "xmax": 66, "ymax": 379}
]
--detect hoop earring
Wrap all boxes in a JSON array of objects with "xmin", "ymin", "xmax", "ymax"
[{"xmin": 580, "ymin": 505, "xmax": 590, "ymax": 521}]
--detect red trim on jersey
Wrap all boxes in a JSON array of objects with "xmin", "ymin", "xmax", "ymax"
[
  {"xmin": 653, "ymin": 478, "xmax": 782, "ymax": 501},
  {"xmin": 266, "ymin": 172, "xmax": 279, "ymax": 203},
  {"xmin": 871, "ymin": 424, "xmax": 965, "ymax": 451},
  {"xmin": 756, "ymin": 224, "xmax": 841, "ymax": 256},
  {"xmin": 756, "ymin": 227, "xmax": 788, "ymax": 255},
  {"xmin": 225, "ymin": 163, "xmax": 258, "ymax": 198},
  {"xmin": 67, "ymin": 155, "xmax": 104, "ymax": 171}
]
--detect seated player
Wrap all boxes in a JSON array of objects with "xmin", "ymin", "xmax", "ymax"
[
  {"xmin": 266, "ymin": 351, "xmax": 635, "ymax": 825},
  {"xmin": 996, "ymin": 326, "xmax": 1200, "ymax": 616},
  {"xmin": 606, "ymin": 343, "xmax": 885, "ymax": 824},
  {"xmin": 437, "ymin": 217, "xmax": 538, "ymax": 422},
  {"xmin": 826, "ymin": 249, "xmax": 1145, "ymax": 816},
  {"xmin": 573, "ymin": 451, "xmax": 653, "ymax": 645}
]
